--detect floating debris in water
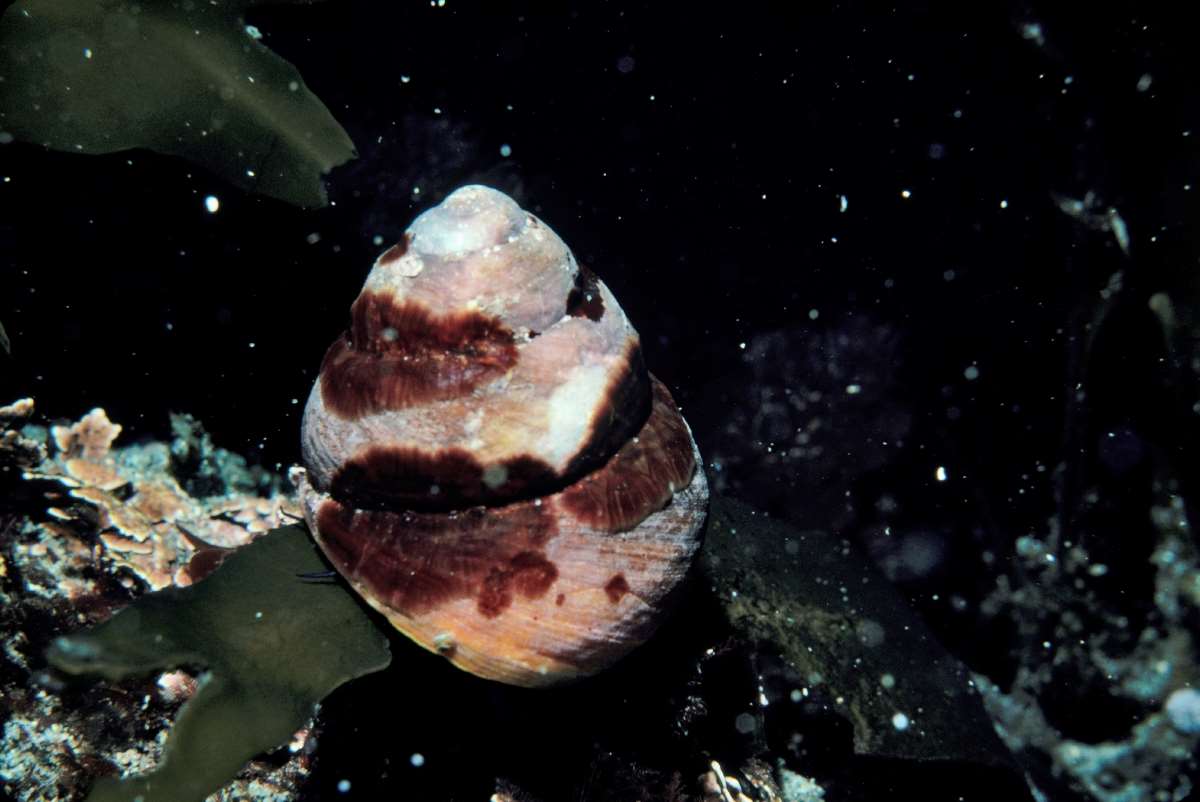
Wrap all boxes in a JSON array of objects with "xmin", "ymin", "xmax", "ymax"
[{"xmin": 1052, "ymin": 191, "xmax": 1131, "ymax": 255}]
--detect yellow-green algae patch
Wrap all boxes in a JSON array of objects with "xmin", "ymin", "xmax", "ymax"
[
  {"xmin": 46, "ymin": 524, "xmax": 391, "ymax": 802},
  {"xmin": 0, "ymin": 0, "xmax": 356, "ymax": 207}
]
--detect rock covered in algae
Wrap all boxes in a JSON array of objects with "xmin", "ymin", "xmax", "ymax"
[
  {"xmin": 46, "ymin": 523, "xmax": 390, "ymax": 802},
  {"xmin": 701, "ymin": 495, "xmax": 1012, "ymax": 768},
  {"xmin": 0, "ymin": 0, "xmax": 355, "ymax": 207},
  {"xmin": 0, "ymin": 401, "xmax": 357, "ymax": 801}
]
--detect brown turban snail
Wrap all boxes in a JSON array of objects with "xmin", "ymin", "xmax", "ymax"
[{"xmin": 294, "ymin": 185, "xmax": 708, "ymax": 687}]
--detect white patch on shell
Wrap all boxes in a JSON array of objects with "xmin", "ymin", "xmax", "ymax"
[{"xmin": 540, "ymin": 363, "xmax": 610, "ymax": 465}]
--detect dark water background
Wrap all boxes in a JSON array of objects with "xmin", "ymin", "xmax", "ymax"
[{"xmin": 2, "ymin": 2, "xmax": 1199, "ymax": 799}]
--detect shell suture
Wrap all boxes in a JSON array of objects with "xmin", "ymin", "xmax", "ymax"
[{"xmin": 297, "ymin": 185, "xmax": 708, "ymax": 686}]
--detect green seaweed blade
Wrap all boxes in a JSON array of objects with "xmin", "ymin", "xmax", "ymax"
[
  {"xmin": 47, "ymin": 524, "xmax": 391, "ymax": 802},
  {"xmin": 0, "ymin": 0, "xmax": 356, "ymax": 207}
]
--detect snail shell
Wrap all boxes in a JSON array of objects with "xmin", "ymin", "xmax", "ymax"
[{"xmin": 296, "ymin": 185, "xmax": 708, "ymax": 686}]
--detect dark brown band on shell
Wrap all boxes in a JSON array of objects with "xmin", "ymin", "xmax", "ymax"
[
  {"xmin": 561, "ymin": 378, "xmax": 697, "ymax": 533},
  {"xmin": 319, "ymin": 291, "xmax": 518, "ymax": 419},
  {"xmin": 311, "ymin": 376, "xmax": 697, "ymax": 625},
  {"xmin": 330, "ymin": 448, "xmax": 558, "ymax": 512},
  {"xmin": 324, "ymin": 340, "xmax": 651, "ymax": 511},
  {"xmin": 315, "ymin": 498, "xmax": 559, "ymax": 619}
]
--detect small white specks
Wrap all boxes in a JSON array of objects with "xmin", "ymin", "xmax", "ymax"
[
  {"xmin": 381, "ymin": 326, "xmax": 399, "ymax": 342},
  {"xmin": 900, "ymin": 189, "xmax": 912, "ymax": 199},
  {"xmin": 482, "ymin": 464, "xmax": 509, "ymax": 490},
  {"xmin": 790, "ymin": 689, "xmax": 803, "ymax": 702},
  {"xmin": 83, "ymin": 47, "xmax": 93, "ymax": 59},
  {"xmin": 1108, "ymin": 208, "xmax": 1130, "ymax": 254},
  {"xmin": 935, "ymin": 466, "xmax": 947, "ymax": 482},
  {"xmin": 839, "ymin": 194, "xmax": 848, "ymax": 213},
  {"xmin": 738, "ymin": 342, "xmax": 747, "ymax": 350},
  {"xmin": 410, "ymin": 752, "xmax": 426, "ymax": 767},
  {"xmin": 372, "ymin": 235, "xmax": 385, "ymax": 246},
  {"xmin": 336, "ymin": 779, "xmax": 351, "ymax": 793},
  {"xmin": 248, "ymin": 342, "xmax": 256, "ymax": 349},
  {"xmin": 845, "ymin": 384, "xmax": 862, "ymax": 395},
  {"xmin": 808, "ymin": 308, "xmax": 819, "ymax": 320},
  {"xmin": 999, "ymin": 199, "xmax": 1008, "ymax": 209},
  {"xmin": 306, "ymin": 232, "xmax": 321, "ymax": 245},
  {"xmin": 290, "ymin": 398, "xmax": 299, "ymax": 405},
  {"xmin": 204, "ymin": 195, "xmax": 220, "ymax": 213},
  {"xmin": 244, "ymin": 24, "xmax": 262, "ymax": 40},
  {"xmin": 254, "ymin": 611, "xmax": 263, "ymax": 620},
  {"xmin": 880, "ymin": 673, "xmax": 896, "ymax": 689},
  {"xmin": 1166, "ymin": 688, "xmax": 1200, "ymax": 733},
  {"xmin": 499, "ymin": 143, "xmax": 512, "ymax": 157},
  {"xmin": 1137, "ymin": 73, "xmax": 1153, "ymax": 92},
  {"xmin": 892, "ymin": 712, "xmax": 910, "ymax": 731},
  {"xmin": 288, "ymin": 80, "xmax": 299, "ymax": 91},
  {"xmin": 401, "ymin": 75, "xmax": 411, "ymax": 83},
  {"xmin": 964, "ymin": 365, "xmax": 979, "ymax": 380},
  {"xmin": 1021, "ymin": 22, "xmax": 1045, "ymax": 47}
]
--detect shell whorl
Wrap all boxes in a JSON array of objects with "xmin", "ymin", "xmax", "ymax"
[{"xmin": 297, "ymin": 185, "xmax": 708, "ymax": 686}]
